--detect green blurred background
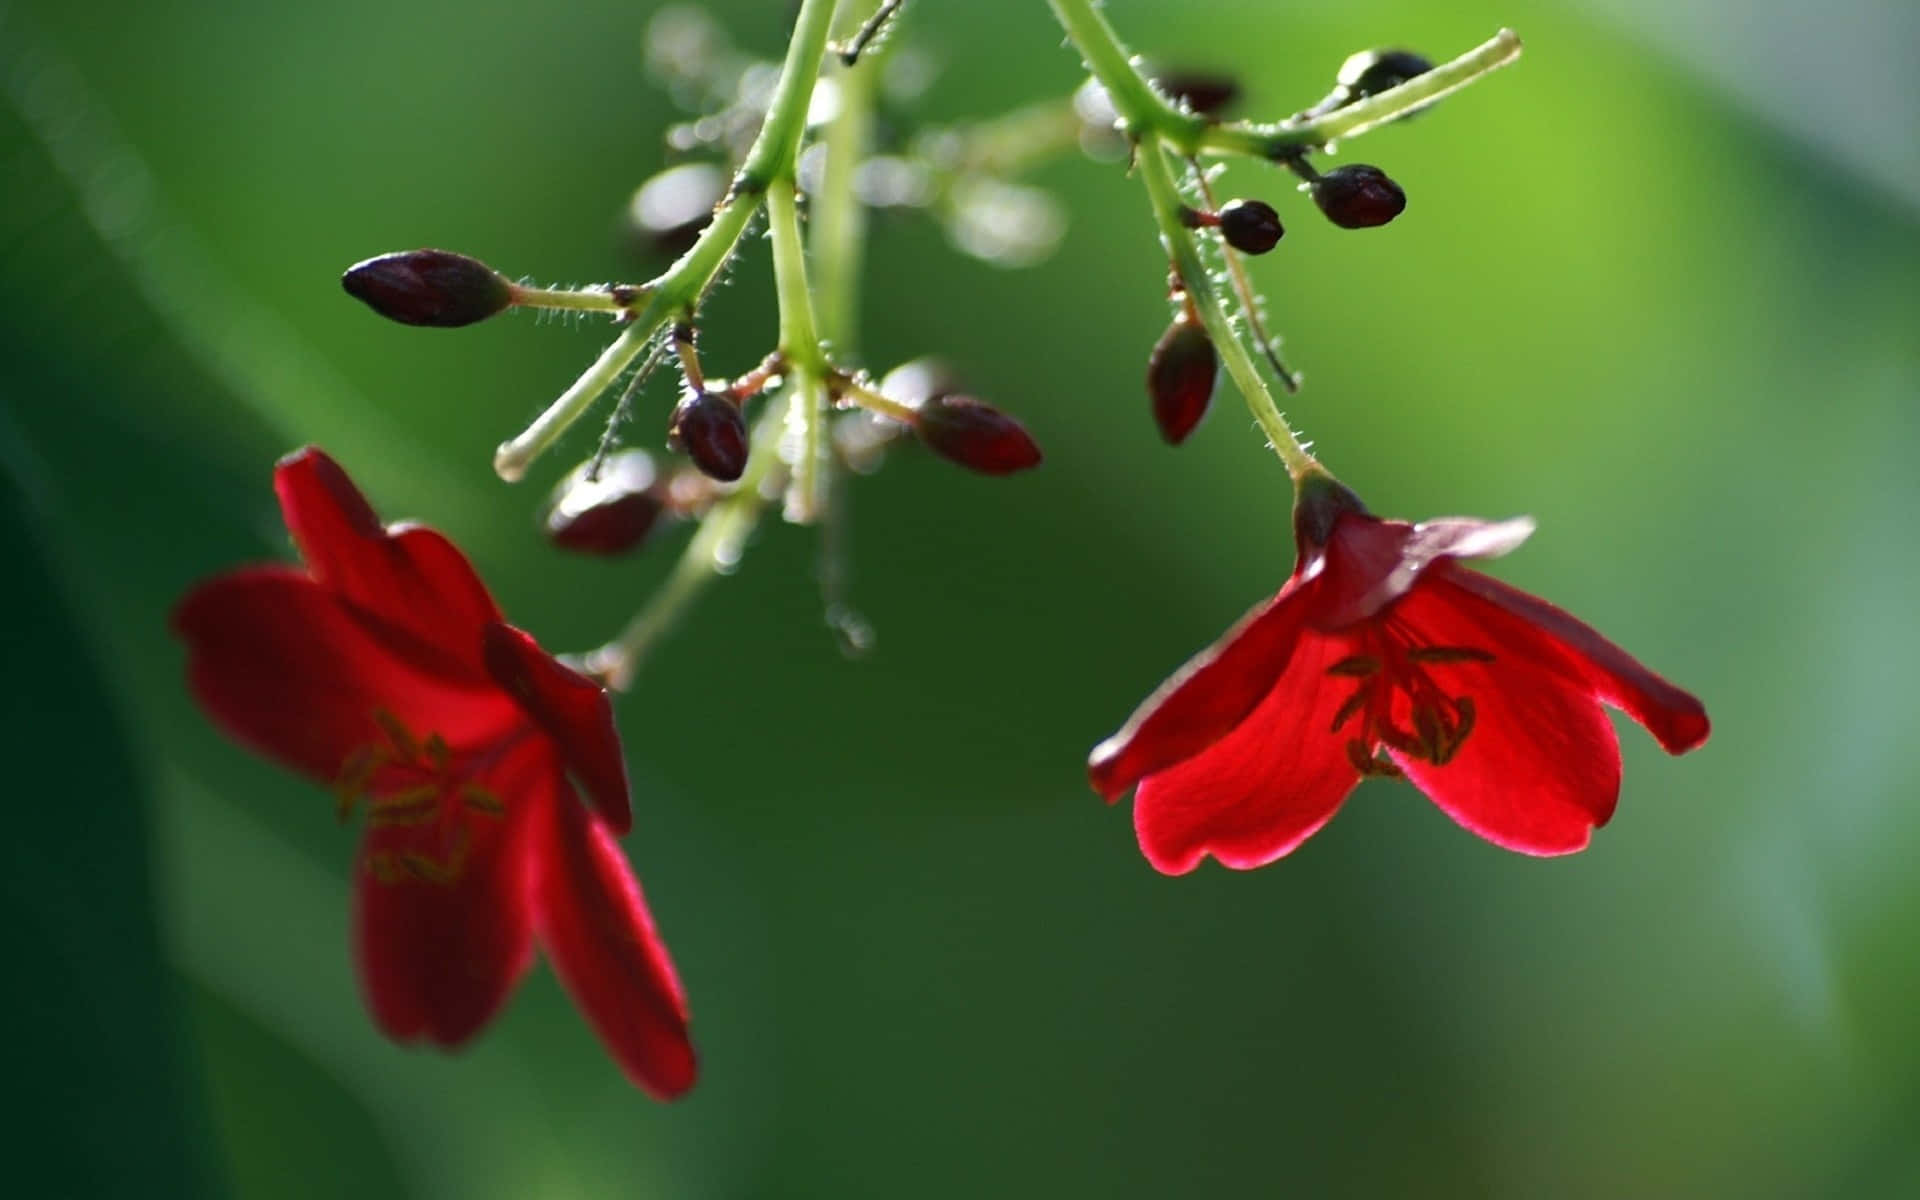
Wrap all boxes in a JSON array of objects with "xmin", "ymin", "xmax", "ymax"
[{"xmin": 4, "ymin": 0, "xmax": 1916, "ymax": 1195}]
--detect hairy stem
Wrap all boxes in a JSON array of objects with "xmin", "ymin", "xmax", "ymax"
[
  {"xmin": 493, "ymin": 0, "xmax": 842, "ymax": 482},
  {"xmin": 590, "ymin": 0, "xmax": 903, "ymax": 686},
  {"xmin": 1201, "ymin": 31, "xmax": 1524, "ymax": 158},
  {"xmin": 1133, "ymin": 143, "xmax": 1317, "ymax": 479},
  {"xmin": 768, "ymin": 179, "xmax": 829, "ymax": 523}
]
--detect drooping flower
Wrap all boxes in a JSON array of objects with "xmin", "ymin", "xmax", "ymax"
[
  {"xmin": 173, "ymin": 447, "xmax": 695, "ymax": 1097},
  {"xmin": 1089, "ymin": 474, "xmax": 1710, "ymax": 873}
]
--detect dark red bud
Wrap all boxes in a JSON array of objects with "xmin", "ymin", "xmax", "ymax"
[
  {"xmin": 914, "ymin": 395, "xmax": 1042, "ymax": 475},
  {"xmin": 1337, "ymin": 49, "xmax": 1433, "ymax": 101},
  {"xmin": 626, "ymin": 163, "xmax": 727, "ymax": 258},
  {"xmin": 1311, "ymin": 164, "xmax": 1407, "ymax": 229},
  {"xmin": 1152, "ymin": 71, "xmax": 1241, "ymax": 117},
  {"xmin": 544, "ymin": 450, "xmax": 668, "ymax": 556},
  {"xmin": 1217, "ymin": 199, "xmax": 1284, "ymax": 254},
  {"xmin": 668, "ymin": 388, "xmax": 749, "ymax": 482},
  {"xmin": 1146, "ymin": 318, "xmax": 1217, "ymax": 445},
  {"xmin": 1296, "ymin": 49, "xmax": 1436, "ymax": 123},
  {"xmin": 341, "ymin": 249, "xmax": 513, "ymax": 327}
]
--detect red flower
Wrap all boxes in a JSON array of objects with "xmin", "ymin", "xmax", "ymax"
[
  {"xmin": 173, "ymin": 447, "xmax": 695, "ymax": 1097},
  {"xmin": 1089, "ymin": 477, "xmax": 1709, "ymax": 873}
]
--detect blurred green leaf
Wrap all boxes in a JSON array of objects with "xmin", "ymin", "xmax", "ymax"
[{"xmin": 0, "ymin": 426, "xmax": 224, "ymax": 1199}]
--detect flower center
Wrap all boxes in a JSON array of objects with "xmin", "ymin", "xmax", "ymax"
[
  {"xmin": 333, "ymin": 709, "xmax": 509, "ymax": 885},
  {"xmin": 1325, "ymin": 627, "xmax": 1492, "ymax": 777}
]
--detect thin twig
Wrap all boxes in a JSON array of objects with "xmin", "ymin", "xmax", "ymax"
[
  {"xmin": 587, "ymin": 338, "xmax": 669, "ymax": 481},
  {"xmin": 834, "ymin": 0, "xmax": 907, "ymax": 66},
  {"xmin": 1186, "ymin": 158, "xmax": 1299, "ymax": 393}
]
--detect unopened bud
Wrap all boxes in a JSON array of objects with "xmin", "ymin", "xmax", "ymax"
[
  {"xmin": 626, "ymin": 163, "xmax": 727, "ymax": 258},
  {"xmin": 1217, "ymin": 199, "xmax": 1284, "ymax": 254},
  {"xmin": 1337, "ymin": 49, "xmax": 1433, "ymax": 102},
  {"xmin": 1152, "ymin": 70, "xmax": 1240, "ymax": 117},
  {"xmin": 1297, "ymin": 48, "xmax": 1435, "ymax": 122},
  {"xmin": 341, "ymin": 249, "xmax": 513, "ymax": 327},
  {"xmin": 668, "ymin": 388, "xmax": 749, "ymax": 482},
  {"xmin": 544, "ymin": 451, "xmax": 668, "ymax": 556},
  {"xmin": 1146, "ymin": 317, "xmax": 1217, "ymax": 445},
  {"xmin": 1311, "ymin": 165, "xmax": 1406, "ymax": 229},
  {"xmin": 914, "ymin": 395, "xmax": 1042, "ymax": 475}
]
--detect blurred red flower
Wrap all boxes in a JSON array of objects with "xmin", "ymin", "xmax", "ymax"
[
  {"xmin": 1089, "ymin": 477, "xmax": 1710, "ymax": 873},
  {"xmin": 174, "ymin": 447, "xmax": 695, "ymax": 1097}
]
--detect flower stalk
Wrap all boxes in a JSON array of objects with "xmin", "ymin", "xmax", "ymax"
[
  {"xmin": 509, "ymin": 282, "xmax": 649, "ymax": 316},
  {"xmin": 492, "ymin": 0, "xmax": 843, "ymax": 483},
  {"xmin": 1133, "ymin": 142, "xmax": 1318, "ymax": 480},
  {"xmin": 767, "ymin": 177, "xmax": 830, "ymax": 524},
  {"xmin": 1047, "ymin": 0, "xmax": 1521, "ymax": 482},
  {"xmin": 584, "ymin": 0, "xmax": 900, "ymax": 689}
]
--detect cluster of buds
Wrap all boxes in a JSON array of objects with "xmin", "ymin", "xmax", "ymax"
[
  {"xmin": 342, "ymin": 247, "xmax": 1041, "ymax": 547},
  {"xmin": 1101, "ymin": 46, "xmax": 1443, "ymax": 442},
  {"xmin": 333, "ymin": 0, "xmax": 1057, "ymax": 689}
]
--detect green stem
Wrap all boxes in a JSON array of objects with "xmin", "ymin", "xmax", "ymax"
[
  {"xmin": 767, "ymin": 178, "xmax": 829, "ymax": 523},
  {"xmin": 585, "ymin": 0, "xmax": 881, "ymax": 686},
  {"xmin": 1200, "ymin": 31, "xmax": 1524, "ymax": 158},
  {"xmin": 586, "ymin": 408, "xmax": 784, "ymax": 691},
  {"xmin": 493, "ymin": 322, "xmax": 652, "ymax": 482},
  {"xmin": 1048, "ymin": 0, "xmax": 1520, "ymax": 160},
  {"xmin": 930, "ymin": 100, "xmax": 1084, "ymax": 179},
  {"xmin": 1134, "ymin": 142, "xmax": 1317, "ymax": 480},
  {"xmin": 492, "ymin": 0, "xmax": 842, "ymax": 483},
  {"xmin": 813, "ymin": 36, "xmax": 878, "ymax": 350},
  {"xmin": 1045, "ymin": 0, "xmax": 1200, "ymax": 146},
  {"xmin": 834, "ymin": 376, "xmax": 916, "ymax": 424},
  {"xmin": 741, "ymin": 0, "xmax": 842, "ymax": 187},
  {"xmin": 1049, "ymin": 0, "xmax": 1521, "ymax": 483},
  {"xmin": 508, "ymin": 283, "xmax": 647, "ymax": 315},
  {"xmin": 768, "ymin": 180, "xmax": 825, "ymax": 372}
]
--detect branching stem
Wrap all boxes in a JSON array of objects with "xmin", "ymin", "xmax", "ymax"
[{"xmin": 493, "ymin": 0, "xmax": 842, "ymax": 483}]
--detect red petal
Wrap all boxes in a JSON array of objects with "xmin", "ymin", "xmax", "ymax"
[
  {"xmin": 174, "ymin": 566, "xmax": 516, "ymax": 781},
  {"xmin": 1387, "ymin": 582, "xmax": 1621, "ymax": 855},
  {"xmin": 275, "ymin": 447, "xmax": 502, "ymax": 670},
  {"xmin": 1436, "ymin": 568, "xmax": 1710, "ymax": 754},
  {"xmin": 1311, "ymin": 512, "xmax": 1536, "ymax": 630},
  {"xmin": 482, "ymin": 623, "xmax": 631, "ymax": 835},
  {"xmin": 1089, "ymin": 578, "xmax": 1318, "ymax": 801},
  {"xmin": 352, "ymin": 741, "xmax": 545, "ymax": 1046},
  {"xmin": 536, "ymin": 792, "xmax": 695, "ymax": 1099},
  {"xmin": 1132, "ymin": 630, "xmax": 1362, "ymax": 874}
]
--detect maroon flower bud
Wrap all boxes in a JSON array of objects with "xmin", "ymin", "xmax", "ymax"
[
  {"xmin": 543, "ymin": 451, "xmax": 669, "ymax": 556},
  {"xmin": 1152, "ymin": 71, "xmax": 1240, "ymax": 117},
  {"xmin": 1146, "ymin": 317, "xmax": 1217, "ymax": 445},
  {"xmin": 341, "ymin": 249, "xmax": 514, "ymax": 327},
  {"xmin": 668, "ymin": 388, "xmax": 749, "ymax": 482},
  {"xmin": 1217, "ymin": 199, "xmax": 1284, "ymax": 254},
  {"xmin": 1311, "ymin": 165, "xmax": 1407, "ymax": 229},
  {"xmin": 1295, "ymin": 49, "xmax": 1436, "ymax": 122},
  {"xmin": 626, "ymin": 163, "xmax": 727, "ymax": 258},
  {"xmin": 1337, "ymin": 49, "xmax": 1433, "ymax": 102},
  {"xmin": 913, "ymin": 395, "xmax": 1042, "ymax": 475}
]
